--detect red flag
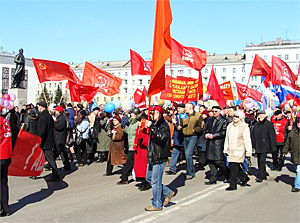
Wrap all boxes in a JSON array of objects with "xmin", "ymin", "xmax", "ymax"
[
  {"xmin": 67, "ymin": 81, "xmax": 98, "ymax": 103},
  {"xmin": 207, "ymin": 66, "xmax": 226, "ymax": 108},
  {"xmin": 82, "ymin": 62, "xmax": 122, "ymax": 96},
  {"xmin": 219, "ymin": 81, "xmax": 234, "ymax": 101},
  {"xmin": 250, "ymin": 54, "xmax": 271, "ymax": 77},
  {"xmin": 8, "ymin": 130, "xmax": 45, "ymax": 177},
  {"xmin": 130, "ymin": 49, "xmax": 151, "ymax": 75},
  {"xmin": 271, "ymin": 56, "xmax": 298, "ymax": 89},
  {"xmin": 171, "ymin": 38, "xmax": 207, "ymax": 71},
  {"xmin": 148, "ymin": 0, "xmax": 172, "ymax": 96},
  {"xmin": 235, "ymin": 82, "xmax": 263, "ymax": 102},
  {"xmin": 32, "ymin": 58, "xmax": 81, "ymax": 83},
  {"xmin": 134, "ymin": 87, "xmax": 147, "ymax": 108}
]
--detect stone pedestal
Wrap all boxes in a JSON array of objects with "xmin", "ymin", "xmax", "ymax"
[{"xmin": 8, "ymin": 88, "xmax": 28, "ymax": 108}]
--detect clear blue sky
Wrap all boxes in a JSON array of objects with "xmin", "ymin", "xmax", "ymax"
[{"xmin": 1, "ymin": 0, "xmax": 299, "ymax": 64}]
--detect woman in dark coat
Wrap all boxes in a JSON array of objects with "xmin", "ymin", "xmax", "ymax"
[
  {"xmin": 283, "ymin": 115, "xmax": 300, "ymax": 192},
  {"xmin": 24, "ymin": 111, "xmax": 38, "ymax": 135},
  {"xmin": 103, "ymin": 115, "xmax": 126, "ymax": 176}
]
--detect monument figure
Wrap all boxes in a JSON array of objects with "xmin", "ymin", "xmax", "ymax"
[{"xmin": 11, "ymin": 48, "xmax": 25, "ymax": 88}]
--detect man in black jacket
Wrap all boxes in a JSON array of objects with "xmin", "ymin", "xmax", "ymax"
[
  {"xmin": 36, "ymin": 102, "xmax": 60, "ymax": 182},
  {"xmin": 144, "ymin": 105, "xmax": 175, "ymax": 211},
  {"xmin": 251, "ymin": 110, "xmax": 276, "ymax": 182},
  {"xmin": 53, "ymin": 106, "xmax": 71, "ymax": 171},
  {"xmin": 204, "ymin": 106, "xmax": 229, "ymax": 185}
]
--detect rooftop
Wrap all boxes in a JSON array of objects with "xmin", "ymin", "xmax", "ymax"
[{"xmin": 246, "ymin": 38, "xmax": 300, "ymax": 47}]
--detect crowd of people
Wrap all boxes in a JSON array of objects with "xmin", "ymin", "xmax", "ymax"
[{"xmin": 0, "ymin": 100, "xmax": 299, "ymax": 216}]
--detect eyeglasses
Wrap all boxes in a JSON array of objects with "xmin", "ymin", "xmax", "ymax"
[
  {"xmin": 212, "ymin": 110, "xmax": 219, "ymax": 113},
  {"xmin": 233, "ymin": 115, "xmax": 240, "ymax": 118}
]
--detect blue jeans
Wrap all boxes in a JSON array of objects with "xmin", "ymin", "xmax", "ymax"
[
  {"xmin": 183, "ymin": 136, "xmax": 198, "ymax": 177},
  {"xmin": 169, "ymin": 147, "xmax": 181, "ymax": 173},
  {"xmin": 242, "ymin": 158, "xmax": 249, "ymax": 173},
  {"xmin": 295, "ymin": 164, "xmax": 300, "ymax": 189},
  {"xmin": 146, "ymin": 162, "xmax": 172, "ymax": 209}
]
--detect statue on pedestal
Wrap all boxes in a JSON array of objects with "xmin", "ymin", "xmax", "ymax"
[{"xmin": 11, "ymin": 48, "xmax": 25, "ymax": 89}]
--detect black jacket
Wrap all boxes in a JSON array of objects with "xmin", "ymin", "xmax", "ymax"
[
  {"xmin": 147, "ymin": 117, "xmax": 171, "ymax": 164},
  {"xmin": 24, "ymin": 115, "xmax": 38, "ymax": 135},
  {"xmin": 54, "ymin": 113, "xmax": 67, "ymax": 147},
  {"xmin": 251, "ymin": 118, "xmax": 276, "ymax": 153},
  {"xmin": 37, "ymin": 110, "xmax": 55, "ymax": 150},
  {"xmin": 205, "ymin": 115, "xmax": 228, "ymax": 160}
]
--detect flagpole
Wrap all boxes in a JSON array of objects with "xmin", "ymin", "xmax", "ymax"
[
  {"xmin": 170, "ymin": 57, "xmax": 175, "ymax": 119},
  {"xmin": 291, "ymin": 72, "xmax": 299, "ymax": 123}
]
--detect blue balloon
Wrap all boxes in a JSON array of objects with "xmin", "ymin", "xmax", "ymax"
[
  {"xmin": 112, "ymin": 99, "xmax": 121, "ymax": 109},
  {"xmin": 104, "ymin": 103, "xmax": 115, "ymax": 113}
]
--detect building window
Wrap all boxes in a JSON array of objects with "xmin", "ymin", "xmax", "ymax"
[
  {"xmin": 118, "ymin": 97, "xmax": 121, "ymax": 100},
  {"xmin": 204, "ymin": 77, "xmax": 208, "ymax": 83},
  {"xmin": 155, "ymin": 96, "xmax": 158, "ymax": 101},
  {"xmin": 214, "ymin": 68, "xmax": 216, "ymax": 73},
  {"xmin": 188, "ymin": 69, "xmax": 192, "ymax": 74},
  {"xmin": 296, "ymin": 65, "xmax": 299, "ymax": 73},
  {"xmin": 285, "ymin": 54, "xmax": 289, "ymax": 60},
  {"xmin": 138, "ymin": 79, "xmax": 143, "ymax": 85},
  {"xmin": 148, "ymin": 80, "xmax": 150, "ymax": 84},
  {"xmin": 232, "ymin": 77, "xmax": 236, "ymax": 82},
  {"xmin": 223, "ymin": 68, "xmax": 226, "ymax": 73},
  {"xmin": 125, "ymin": 72, "xmax": 128, "ymax": 76},
  {"xmin": 111, "ymin": 97, "xmax": 114, "ymax": 101},
  {"xmin": 49, "ymin": 83, "xmax": 51, "ymax": 87},
  {"xmin": 104, "ymin": 97, "xmax": 106, "ymax": 102},
  {"xmin": 264, "ymin": 55, "xmax": 267, "ymax": 61},
  {"xmin": 296, "ymin": 54, "xmax": 299, "ymax": 60},
  {"xmin": 221, "ymin": 77, "xmax": 226, "ymax": 82},
  {"xmin": 124, "ymin": 88, "xmax": 128, "ymax": 93},
  {"xmin": 124, "ymin": 79, "xmax": 128, "ymax": 85},
  {"xmin": 232, "ymin": 68, "xmax": 236, "ymax": 73},
  {"xmin": 233, "ymin": 87, "xmax": 236, "ymax": 92},
  {"xmin": 277, "ymin": 55, "xmax": 281, "ymax": 59},
  {"xmin": 242, "ymin": 77, "xmax": 245, "ymax": 83},
  {"xmin": 96, "ymin": 97, "xmax": 99, "ymax": 102},
  {"xmin": 205, "ymin": 69, "xmax": 208, "ymax": 73},
  {"xmin": 133, "ymin": 80, "xmax": 135, "ymax": 85},
  {"xmin": 54, "ymin": 83, "xmax": 57, "ymax": 88}
]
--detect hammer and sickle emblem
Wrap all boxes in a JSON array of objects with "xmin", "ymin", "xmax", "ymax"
[{"xmin": 38, "ymin": 63, "xmax": 47, "ymax": 70}]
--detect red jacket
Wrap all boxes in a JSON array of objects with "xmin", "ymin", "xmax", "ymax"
[
  {"xmin": 272, "ymin": 117, "xmax": 288, "ymax": 143},
  {"xmin": 0, "ymin": 116, "xmax": 13, "ymax": 159}
]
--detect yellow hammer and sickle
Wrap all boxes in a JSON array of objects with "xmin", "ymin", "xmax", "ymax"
[{"xmin": 39, "ymin": 63, "xmax": 46, "ymax": 70}]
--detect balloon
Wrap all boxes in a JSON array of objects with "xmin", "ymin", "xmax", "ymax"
[
  {"xmin": 244, "ymin": 102, "xmax": 254, "ymax": 110},
  {"xmin": 112, "ymin": 99, "xmax": 121, "ymax": 109},
  {"xmin": 122, "ymin": 99, "xmax": 134, "ymax": 112},
  {"xmin": 3, "ymin": 94, "xmax": 10, "ymax": 101},
  {"xmin": 202, "ymin": 93, "xmax": 209, "ymax": 102},
  {"xmin": 230, "ymin": 101, "xmax": 234, "ymax": 106},
  {"xmin": 9, "ymin": 94, "xmax": 16, "ymax": 101},
  {"xmin": 6, "ymin": 103, "xmax": 14, "ymax": 110},
  {"xmin": 3, "ymin": 100, "xmax": 10, "ymax": 108},
  {"xmin": 104, "ymin": 103, "xmax": 115, "ymax": 113},
  {"xmin": 157, "ymin": 99, "xmax": 165, "ymax": 105},
  {"xmin": 0, "ymin": 105, "xmax": 2, "ymax": 111},
  {"xmin": 9, "ymin": 101, "xmax": 14, "ymax": 108},
  {"xmin": 0, "ymin": 98, "xmax": 3, "ymax": 106}
]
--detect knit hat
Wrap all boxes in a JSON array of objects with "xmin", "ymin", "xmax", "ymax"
[{"xmin": 274, "ymin": 110, "xmax": 282, "ymax": 116}]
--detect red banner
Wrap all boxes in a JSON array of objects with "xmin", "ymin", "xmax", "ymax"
[
  {"xmin": 134, "ymin": 87, "xmax": 147, "ymax": 108},
  {"xmin": 8, "ymin": 130, "xmax": 45, "ymax": 177},
  {"xmin": 236, "ymin": 82, "xmax": 263, "ymax": 102},
  {"xmin": 160, "ymin": 75, "xmax": 198, "ymax": 102},
  {"xmin": 67, "ymin": 81, "xmax": 98, "ymax": 103},
  {"xmin": 130, "ymin": 49, "xmax": 151, "ymax": 75},
  {"xmin": 219, "ymin": 81, "xmax": 234, "ymax": 101}
]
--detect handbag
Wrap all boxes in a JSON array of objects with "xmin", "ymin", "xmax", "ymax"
[{"xmin": 76, "ymin": 130, "xmax": 84, "ymax": 146}]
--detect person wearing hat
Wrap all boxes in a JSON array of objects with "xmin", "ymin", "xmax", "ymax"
[
  {"xmin": 204, "ymin": 105, "xmax": 229, "ymax": 185},
  {"xmin": 23, "ymin": 110, "xmax": 39, "ymax": 135},
  {"xmin": 271, "ymin": 109, "xmax": 289, "ymax": 171},
  {"xmin": 144, "ymin": 105, "xmax": 174, "ymax": 211},
  {"xmin": 283, "ymin": 114, "xmax": 300, "ymax": 192},
  {"xmin": 117, "ymin": 108, "xmax": 141, "ymax": 184},
  {"xmin": 36, "ymin": 101, "xmax": 61, "ymax": 182},
  {"xmin": 53, "ymin": 106, "xmax": 71, "ymax": 171},
  {"xmin": 251, "ymin": 110, "xmax": 276, "ymax": 182},
  {"xmin": 103, "ymin": 115, "xmax": 126, "ymax": 176},
  {"xmin": 76, "ymin": 110, "xmax": 91, "ymax": 166},
  {"xmin": 223, "ymin": 110, "xmax": 252, "ymax": 190}
]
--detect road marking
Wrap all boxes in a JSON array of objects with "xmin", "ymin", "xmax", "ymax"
[{"xmin": 122, "ymin": 183, "xmax": 225, "ymax": 223}]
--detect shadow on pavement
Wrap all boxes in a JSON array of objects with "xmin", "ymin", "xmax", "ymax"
[
  {"xmin": 10, "ymin": 180, "xmax": 69, "ymax": 215},
  {"xmin": 274, "ymin": 174, "xmax": 294, "ymax": 188}
]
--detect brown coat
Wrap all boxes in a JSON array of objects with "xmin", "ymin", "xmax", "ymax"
[{"xmin": 108, "ymin": 124, "xmax": 127, "ymax": 165}]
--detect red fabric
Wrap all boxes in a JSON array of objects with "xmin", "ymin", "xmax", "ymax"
[
  {"xmin": 219, "ymin": 81, "xmax": 234, "ymax": 101},
  {"xmin": 32, "ymin": 58, "xmax": 81, "ymax": 83},
  {"xmin": 236, "ymin": 82, "xmax": 263, "ymax": 102},
  {"xmin": 134, "ymin": 87, "xmax": 147, "ymax": 108},
  {"xmin": 272, "ymin": 117, "xmax": 288, "ymax": 143},
  {"xmin": 8, "ymin": 129, "xmax": 45, "ymax": 177},
  {"xmin": 82, "ymin": 62, "xmax": 122, "ymax": 96},
  {"xmin": 0, "ymin": 116, "xmax": 12, "ymax": 159},
  {"xmin": 67, "ymin": 80, "xmax": 98, "ymax": 103},
  {"xmin": 207, "ymin": 67, "xmax": 226, "ymax": 108},
  {"xmin": 250, "ymin": 54, "xmax": 271, "ymax": 77},
  {"xmin": 286, "ymin": 94, "xmax": 300, "ymax": 106},
  {"xmin": 133, "ymin": 127, "xmax": 149, "ymax": 178},
  {"xmin": 171, "ymin": 38, "xmax": 207, "ymax": 71},
  {"xmin": 271, "ymin": 56, "xmax": 298, "ymax": 89},
  {"xmin": 130, "ymin": 49, "xmax": 151, "ymax": 75},
  {"xmin": 198, "ymin": 71, "xmax": 203, "ymax": 100},
  {"xmin": 148, "ymin": 0, "xmax": 172, "ymax": 96}
]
